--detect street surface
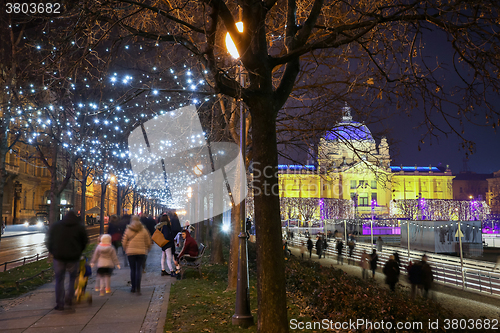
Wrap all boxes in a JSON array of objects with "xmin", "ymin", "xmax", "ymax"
[{"xmin": 0, "ymin": 225, "xmax": 101, "ymax": 270}]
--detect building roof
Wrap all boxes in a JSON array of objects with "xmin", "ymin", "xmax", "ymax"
[
  {"xmin": 390, "ymin": 166, "xmax": 441, "ymax": 173},
  {"xmin": 278, "ymin": 164, "xmax": 316, "ymax": 171},
  {"xmin": 323, "ymin": 104, "xmax": 375, "ymax": 143}
]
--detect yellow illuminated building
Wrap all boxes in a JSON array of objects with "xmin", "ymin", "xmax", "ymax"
[{"xmin": 278, "ymin": 105, "xmax": 454, "ymax": 218}]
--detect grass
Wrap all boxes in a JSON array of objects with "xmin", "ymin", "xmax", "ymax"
[
  {"xmin": 164, "ymin": 242, "xmax": 312, "ymax": 333},
  {"xmin": 0, "ymin": 243, "xmax": 96, "ymax": 300}
]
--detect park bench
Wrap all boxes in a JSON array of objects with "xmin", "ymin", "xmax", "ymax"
[{"xmin": 179, "ymin": 243, "xmax": 206, "ymax": 279}]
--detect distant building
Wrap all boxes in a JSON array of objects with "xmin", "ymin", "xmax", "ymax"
[
  {"xmin": 486, "ymin": 170, "xmax": 500, "ymax": 214},
  {"xmin": 452, "ymin": 172, "xmax": 492, "ymax": 201},
  {"xmin": 278, "ymin": 104, "xmax": 454, "ymax": 219}
]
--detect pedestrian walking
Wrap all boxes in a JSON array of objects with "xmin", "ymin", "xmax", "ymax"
[
  {"xmin": 155, "ymin": 214, "xmax": 177, "ymax": 277},
  {"xmin": 107, "ymin": 215, "xmax": 123, "ymax": 250},
  {"xmin": 347, "ymin": 239, "xmax": 355, "ymax": 265},
  {"xmin": 90, "ymin": 234, "xmax": 121, "ymax": 296},
  {"xmin": 322, "ymin": 237, "xmax": 328, "ymax": 258},
  {"xmin": 383, "ymin": 255, "xmax": 400, "ymax": 291},
  {"xmin": 420, "ymin": 255, "xmax": 434, "ymax": 298},
  {"xmin": 493, "ymin": 255, "xmax": 500, "ymax": 271},
  {"xmin": 393, "ymin": 251, "xmax": 401, "ymax": 268},
  {"xmin": 122, "ymin": 215, "xmax": 152, "ymax": 295},
  {"xmin": 45, "ymin": 211, "xmax": 88, "ymax": 311},
  {"xmin": 306, "ymin": 237, "xmax": 313, "ymax": 259},
  {"xmin": 370, "ymin": 249, "xmax": 379, "ymax": 278},
  {"xmin": 300, "ymin": 241, "xmax": 306, "ymax": 259},
  {"xmin": 336, "ymin": 239, "xmax": 344, "ymax": 265},
  {"xmin": 376, "ymin": 236, "xmax": 384, "ymax": 253},
  {"xmin": 315, "ymin": 236, "xmax": 323, "ymax": 259},
  {"xmin": 360, "ymin": 250, "xmax": 370, "ymax": 279}
]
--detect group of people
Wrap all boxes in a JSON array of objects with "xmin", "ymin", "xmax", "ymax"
[{"xmin": 45, "ymin": 210, "xmax": 198, "ymax": 311}]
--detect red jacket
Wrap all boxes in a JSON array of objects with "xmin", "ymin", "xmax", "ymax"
[{"xmin": 179, "ymin": 231, "xmax": 199, "ymax": 258}]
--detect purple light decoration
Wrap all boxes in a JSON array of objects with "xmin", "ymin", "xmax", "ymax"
[
  {"xmin": 319, "ymin": 198, "xmax": 325, "ymax": 220},
  {"xmin": 469, "ymin": 200, "xmax": 477, "ymax": 221}
]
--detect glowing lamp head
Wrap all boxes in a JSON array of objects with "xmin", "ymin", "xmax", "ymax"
[
  {"xmin": 225, "ymin": 22, "xmax": 244, "ymax": 59},
  {"xmin": 193, "ymin": 164, "xmax": 204, "ymax": 176}
]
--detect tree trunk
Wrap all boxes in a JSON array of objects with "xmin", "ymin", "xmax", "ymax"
[
  {"xmin": 116, "ymin": 184, "xmax": 121, "ymax": 216},
  {"xmin": 48, "ymin": 148, "xmax": 60, "ymax": 224},
  {"xmin": 210, "ymin": 213, "xmax": 225, "ymax": 264},
  {"xmin": 227, "ymin": 202, "xmax": 240, "ymax": 290},
  {"xmin": 100, "ymin": 182, "xmax": 107, "ymax": 235},
  {"xmin": 0, "ymin": 145, "xmax": 7, "ymax": 243},
  {"xmin": 252, "ymin": 109, "xmax": 288, "ymax": 332},
  {"xmin": 80, "ymin": 180, "xmax": 87, "ymax": 225}
]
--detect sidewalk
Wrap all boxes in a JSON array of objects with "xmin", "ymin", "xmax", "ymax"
[
  {"xmin": 290, "ymin": 246, "xmax": 500, "ymax": 320},
  {"xmin": 0, "ymin": 245, "xmax": 174, "ymax": 333}
]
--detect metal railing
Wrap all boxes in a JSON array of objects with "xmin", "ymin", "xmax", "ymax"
[
  {"xmin": 288, "ymin": 235, "xmax": 500, "ymax": 298},
  {"xmin": 1, "ymin": 250, "xmax": 50, "ymax": 272}
]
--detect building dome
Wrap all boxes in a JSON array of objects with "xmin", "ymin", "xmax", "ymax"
[{"xmin": 323, "ymin": 104, "xmax": 374, "ymax": 143}]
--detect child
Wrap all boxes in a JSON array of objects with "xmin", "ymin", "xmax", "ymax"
[{"xmin": 91, "ymin": 234, "xmax": 120, "ymax": 296}]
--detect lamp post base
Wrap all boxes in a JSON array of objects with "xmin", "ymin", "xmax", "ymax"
[{"xmin": 232, "ymin": 314, "xmax": 254, "ymax": 327}]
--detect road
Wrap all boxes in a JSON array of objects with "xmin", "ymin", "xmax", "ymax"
[{"xmin": 0, "ymin": 225, "xmax": 101, "ymax": 271}]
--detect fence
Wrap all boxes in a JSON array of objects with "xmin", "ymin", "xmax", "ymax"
[
  {"xmin": 1, "ymin": 250, "xmax": 50, "ymax": 272},
  {"xmin": 288, "ymin": 235, "xmax": 500, "ymax": 298}
]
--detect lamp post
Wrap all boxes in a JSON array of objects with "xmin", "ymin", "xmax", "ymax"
[{"xmin": 226, "ymin": 21, "xmax": 254, "ymax": 327}]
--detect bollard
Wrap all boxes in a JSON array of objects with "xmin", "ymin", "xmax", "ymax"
[
  {"xmin": 23, "ymin": 257, "xmax": 26, "ymax": 265},
  {"xmin": 37, "ymin": 253, "xmax": 39, "ymax": 261}
]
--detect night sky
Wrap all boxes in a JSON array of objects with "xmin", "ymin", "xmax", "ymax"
[
  {"xmin": 382, "ymin": 113, "xmax": 499, "ymax": 175},
  {"xmin": 384, "ymin": 30, "xmax": 500, "ymax": 176}
]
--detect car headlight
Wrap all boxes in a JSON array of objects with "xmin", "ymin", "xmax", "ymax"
[
  {"xmin": 24, "ymin": 222, "xmax": 29, "ymax": 227},
  {"xmin": 37, "ymin": 221, "xmax": 44, "ymax": 227}
]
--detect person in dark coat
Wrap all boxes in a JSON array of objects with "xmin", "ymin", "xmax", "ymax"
[
  {"xmin": 140, "ymin": 214, "xmax": 156, "ymax": 239},
  {"xmin": 45, "ymin": 211, "xmax": 88, "ymax": 311},
  {"xmin": 322, "ymin": 237, "xmax": 328, "ymax": 258},
  {"xmin": 383, "ymin": 255, "xmax": 400, "ymax": 291},
  {"xmin": 336, "ymin": 239, "xmax": 344, "ymax": 265},
  {"xmin": 107, "ymin": 215, "xmax": 123, "ymax": 250},
  {"xmin": 306, "ymin": 237, "xmax": 313, "ymax": 259},
  {"xmin": 393, "ymin": 251, "xmax": 401, "ymax": 268},
  {"xmin": 140, "ymin": 214, "xmax": 156, "ymax": 272},
  {"xmin": 315, "ymin": 236, "xmax": 323, "ymax": 259},
  {"xmin": 347, "ymin": 240, "xmax": 355, "ymax": 265},
  {"xmin": 156, "ymin": 215, "xmax": 176, "ymax": 277},
  {"xmin": 370, "ymin": 249, "xmax": 379, "ymax": 278},
  {"xmin": 420, "ymin": 255, "xmax": 434, "ymax": 298}
]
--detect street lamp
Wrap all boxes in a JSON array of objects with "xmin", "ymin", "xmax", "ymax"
[{"xmin": 226, "ymin": 21, "xmax": 254, "ymax": 328}]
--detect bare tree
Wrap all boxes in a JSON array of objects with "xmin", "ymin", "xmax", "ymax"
[
  {"xmin": 63, "ymin": 1, "xmax": 500, "ymax": 330},
  {"xmin": 322, "ymin": 198, "xmax": 354, "ymax": 219}
]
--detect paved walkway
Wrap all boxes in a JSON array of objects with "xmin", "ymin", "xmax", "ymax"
[
  {"xmin": 290, "ymin": 246, "xmax": 500, "ymax": 320},
  {"xmin": 0, "ymin": 245, "xmax": 174, "ymax": 333}
]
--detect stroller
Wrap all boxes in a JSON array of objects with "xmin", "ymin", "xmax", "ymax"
[{"xmin": 74, "ymin": 256, "xmax": 92, "ymax": 305}]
